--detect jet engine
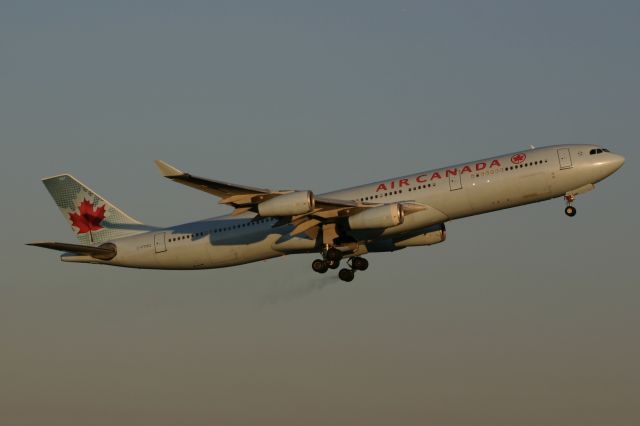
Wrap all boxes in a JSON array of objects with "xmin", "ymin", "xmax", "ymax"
[
  {"xmin": 394, "ymin": 224, "xmax": 446, "ymax": 247},
  {"xmin": 365, "ymin": 224, "xmax": 446, "ymax": 252},
  {"xmin": 258, "ymin": 191, "xmax": 315, "ymax": 216},
  {"xmin": 348, "ymin": 204, "xmax": 404, "ymax": 230}
]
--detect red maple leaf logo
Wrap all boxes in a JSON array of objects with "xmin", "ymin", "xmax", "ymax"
[
  {"xmin": 69, "ymin": 199, "xmax": 106, "ymax": 234},
  {"xmin": 511, "ymin": 153, "xmax": 526, "ymax": 164}
]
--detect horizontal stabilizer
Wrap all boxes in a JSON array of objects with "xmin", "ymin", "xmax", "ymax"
[{"xmin": 27, "ymin": 241, "xmax": 117, "ymax": 260}]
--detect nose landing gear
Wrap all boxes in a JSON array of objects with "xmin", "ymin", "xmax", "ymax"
[{"xmin": 564, "ymin": 195, "xmax": 577, "ymax": 217}]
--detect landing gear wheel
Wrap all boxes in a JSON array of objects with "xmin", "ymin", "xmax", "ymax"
[
  {"xmin": 565, "ymin": 206, "xmax": 577, "ymax": 217},
  {"xmin": 351, "ymin": 257, "xmax": 369, "ymax": 271},
  {"xmin": 327, "ymin": 259, "xmax": 340, "ymax": 270},
  {"xmin": 326, "ymin": 248, "xmax": 343, "ymax": 261},
  {"xmin": 312, "ymin": 259, "xmax": 329, "ymax": 273},
  {"xmin": 338, "ymin": 268, "xmax": 355, "ymax": 282}
]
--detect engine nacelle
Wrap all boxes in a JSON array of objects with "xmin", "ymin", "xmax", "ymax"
[
  {"xmin": 258, "ymin": 191, "xmax": 315, "ymax": 216},
  {"xmin": 365, "ymin": 224, "xmax": 446, "ymax": 252},
  {"xmin": 348, "ymin": 204, "xmax": 404, "ymax": 230},
  {"xmin": 395, "ymin": 224, "xmax": 446, "ymax": 247}
]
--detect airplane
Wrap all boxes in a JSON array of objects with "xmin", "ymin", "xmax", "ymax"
[{"xmin": 29, "ymin": 144, "xmax": 624, "ymax": 282}]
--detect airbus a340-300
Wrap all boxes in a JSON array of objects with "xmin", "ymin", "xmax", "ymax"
[{"xmin": 29, "ymin": 145, "xmax": 624, "ymax": 282}]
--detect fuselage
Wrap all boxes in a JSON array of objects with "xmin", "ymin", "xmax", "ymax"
[{"xmin": 64, "ymin": 144, "xmax": 624, "ymax": 269}]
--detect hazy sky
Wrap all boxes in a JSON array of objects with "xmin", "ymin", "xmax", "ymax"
[{"xmin": 1, "ymin": 1, "xmax": 639, "ymax": 425}]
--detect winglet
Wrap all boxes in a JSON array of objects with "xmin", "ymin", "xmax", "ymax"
[{"xmin": 154, "ymin": 160, "xmax": 184, "ymax": 177}]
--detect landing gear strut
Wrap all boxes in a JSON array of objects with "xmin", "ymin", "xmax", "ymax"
[
  {"xmin": 564, "ymin": 195, "xmax": 577, "ymax": 217},
  {"xmin": 325, "ymin": 247, "xmax": 343, "ymax": 261}
]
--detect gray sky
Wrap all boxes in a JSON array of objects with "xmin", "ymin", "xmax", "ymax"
[{"xmin": 1, "ymin": 1, "xmax": 639, "ymax": 425}]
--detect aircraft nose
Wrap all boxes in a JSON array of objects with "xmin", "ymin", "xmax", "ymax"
[{"xmin": 611, "ymin": 153, "xmax": 625, "ymax": 170}]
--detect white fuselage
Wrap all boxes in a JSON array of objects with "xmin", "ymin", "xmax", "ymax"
[{"xmin": 63, "ymin": 144, "xmax": 624, "ymax": 269}]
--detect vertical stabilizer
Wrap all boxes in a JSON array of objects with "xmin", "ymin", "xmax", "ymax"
[{"xmin": 42, "ymin": 174, "xmax": 146, "ymax": 245}]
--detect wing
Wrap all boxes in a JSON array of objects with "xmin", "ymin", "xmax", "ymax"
[
  {"xmin": 154, "ymin": 160, "xmax": 440, "ymax": 234},
  {"xmin": 155, "ymin": 160, "xmax": 295, "ymax": 215}
]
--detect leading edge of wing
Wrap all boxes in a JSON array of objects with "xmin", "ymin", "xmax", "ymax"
[{"xmin": 154, "ymin": 160, "xmax": 272, "ymax": 200}]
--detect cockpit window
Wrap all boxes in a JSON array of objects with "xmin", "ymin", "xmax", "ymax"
[
  {"xmin": 590, "ymin": 148, "xmax": 608, "ymax": 155},
  {"xmin": 603, "ymin": 148, "xmax": 610, "ymax": 152}
]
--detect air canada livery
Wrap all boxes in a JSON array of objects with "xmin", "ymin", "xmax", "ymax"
[{"xmin": 29, "ymin": 145, "xmax": 624, "ymax": 282}]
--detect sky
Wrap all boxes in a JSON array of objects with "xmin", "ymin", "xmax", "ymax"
[{"xmin": 1, "ymin": 1, "xmax": 639, "ymax": 425}]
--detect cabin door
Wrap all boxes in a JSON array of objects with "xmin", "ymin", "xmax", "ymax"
[
  {"xmin": 557, "ymin": 148, "xmax": 573, "ymax": 169},
  {"xmin": 449, "ymin": 173, "xmax": 462, "ymax": 191},
  {"xmin": 154, "ymin": 232, "xmax": 167, "ymax": 253}
]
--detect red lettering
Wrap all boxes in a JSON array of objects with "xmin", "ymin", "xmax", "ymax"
[
  {"xmin": 431, "ymin": 172, "xmax": 442, "ymax": 180},
  {"xmin": 399, "ymin": 179, "xmax": 409, "ymax": 187},
  {"xmin": 376, "ymin": 183, "xmax": 387, "ymax": 192},
  {"xmin": 490, "ymin": 159, "xmax": 501, "ymax": 168},
  {"xmin": 416, "ymin": 175, "xmax": 428, "ymax": 183},
  {"xmin": 476, "ymin": 162, "xmax": 486, "ymax": 171},
  {"xmin": 390, "ymin": 181, "xmax": 395, "ymax": 189},
  {"xmin": 445, "ymin": 168, "xmax": 458, "ymax": 177},
  {"xmin": 461, "ymin": 165, "xmax": 472, "ymax": 174}
]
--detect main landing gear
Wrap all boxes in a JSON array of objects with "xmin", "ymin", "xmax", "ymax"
[
  {"xmin": 311, "ymin": 247, "xmax": 343, "ymax": 274},
  {"xmin": 311, "ymin": 247, "xmax": 369, "ymax": 282},
  {"xmin": 311, "ymin": 258, "xmax": 339, "ymax": 273},
  {"xmin": 564, "ymin": 195, "xmax": 577, "ymax": 217}
]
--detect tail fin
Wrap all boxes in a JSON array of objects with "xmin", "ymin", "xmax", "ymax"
[{"xmin": 42, "ymin": 174, "xmax": 146, "ymax": 245}]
